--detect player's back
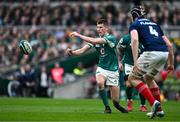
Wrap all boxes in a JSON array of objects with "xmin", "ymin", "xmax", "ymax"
[
  {"xmin": 120, "ymin": 34, "xmax": 144, "ymax": 65},
  {"xmin": 130, "ymin": 18, "xmax": 168, "ymax": 52}
]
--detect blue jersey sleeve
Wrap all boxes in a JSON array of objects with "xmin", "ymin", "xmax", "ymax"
[{"xmin": 129, "ymin": 22, "xmax": 139, "ymax": 33}]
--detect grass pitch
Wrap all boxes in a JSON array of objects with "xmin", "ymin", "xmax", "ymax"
[{"xmin": 0, "ymin": 97, "xmax": 179, "ymax": 122}]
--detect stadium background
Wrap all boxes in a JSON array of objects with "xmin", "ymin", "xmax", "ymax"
[{"xmin": 0, "ymin": 0, "xmax": 179, "ymax": 100}]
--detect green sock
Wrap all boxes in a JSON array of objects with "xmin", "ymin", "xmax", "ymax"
[
  {"xmin": 139, "ymin": 93, "xmax": 146, "ymax": 105},
  {"xmin": 99, "ymin": 89, "xmax": 109, "ymax": 107},
  {"xmin": 126, "ymin": 87, "xmax": 133, "ymax": 100}
]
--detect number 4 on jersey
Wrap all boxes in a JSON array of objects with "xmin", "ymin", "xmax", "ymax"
[{"xmin": 149, "ymin": 26, "xmax": 158, "ymax": 37}]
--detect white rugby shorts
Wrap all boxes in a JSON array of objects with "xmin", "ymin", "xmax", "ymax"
[
  {"xmin": 96, "ymin": 67, "xmax": 119, "ymax": 86},
  {"xmin": 124, "ymin": 63, "xmax": 133, "ymax": 75},
  {"xmin": 137, "ymin": 51, "xmax": 168, "ymax": 77}
]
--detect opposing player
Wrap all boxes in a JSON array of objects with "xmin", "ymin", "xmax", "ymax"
[
  {"xmin": 129, "ymin": 6, "xmax": 174, "ymax": 118},
  {"xmin": 117, "ymin": 34, "xmax": 147, "ymax": 112},
  {"xmin": 66, "ymin": 19, "xmax": 128, "ymax": 114}
]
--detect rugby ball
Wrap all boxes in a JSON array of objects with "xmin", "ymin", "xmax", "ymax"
[{"xmin": 19, "ymin": 40, "xmax": 32, "ymax": 55}]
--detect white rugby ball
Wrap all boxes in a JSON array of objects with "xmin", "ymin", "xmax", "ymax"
[{"xmin": 19, "ymin": 40, "xmax": 32, "ymax": 55}]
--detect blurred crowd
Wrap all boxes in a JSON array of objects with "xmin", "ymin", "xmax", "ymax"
[
  {"xmin": 0, "ymin": 1, "xmax": 179, "ymax": 78},
  {"xmin": 0, "ymin": 1, "xmax": 179, "ymax": 26}
]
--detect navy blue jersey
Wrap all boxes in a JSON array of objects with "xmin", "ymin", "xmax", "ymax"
[{"xmin": 129, "ymin": 18, "xmax": 168, "ymax": 52}]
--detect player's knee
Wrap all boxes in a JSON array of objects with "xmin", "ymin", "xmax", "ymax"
[
  {"xmin": 128, "ymin": 74, "xmax": 139, "ymax": 81},
  {"xmin": 143, "ymin": 74, "xmax": 154, "ymax": 82},
  {"xmin": 96, "ymin": 75, "xmax": 106, "ymax": 89},
  {"xmin": 128, "ymin": 68, "xmax": 144, "ymax": 81},
  {"xmin": 97, "ymin": 82, "xmax": 105, "ymax": 90}
]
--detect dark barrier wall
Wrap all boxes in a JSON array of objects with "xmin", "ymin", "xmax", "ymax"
[
  {"xmin": 0, "ymin": 78, "xmax": 10, "ymax": 95},
  {"xmin": 0, "ymin": 50, "xmax": 98, "ymax": 95},
  {"xmin": 44, "ymin": 50, "xmax": 98, "ymax": 73},
  {"xmin": 61, "ymin": 51, "xmax": 98, "ymax": 72}
]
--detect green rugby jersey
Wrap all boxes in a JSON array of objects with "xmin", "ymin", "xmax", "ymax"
[
  {"xmin": 119, "ymin": 34, "xmax": 144, "ymax": 65},
  {"xmin": 88, "ymin": 33, "xmax": 119, "ymax": 71}
]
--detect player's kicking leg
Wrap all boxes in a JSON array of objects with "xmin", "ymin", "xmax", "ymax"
[
  {"xmin": 110, "ymin": 86, "xmax": 128, "ymax": 113},
  {"xmin": 126, "ymin": 86, "xmax": 133, "ymax": 111}
]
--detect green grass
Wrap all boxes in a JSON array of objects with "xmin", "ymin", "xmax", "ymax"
[{"xmin": 0, "ymin": 97, "xmax": 179, "ymax": 122}]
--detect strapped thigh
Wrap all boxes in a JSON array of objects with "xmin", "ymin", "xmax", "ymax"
[
  {"xmin": 146, "ymin": 68, "xmax": 159, "ymax": 78},
  {"xmin": 129, "ymin": 67, "xmax": 146, "ymax": 81}
]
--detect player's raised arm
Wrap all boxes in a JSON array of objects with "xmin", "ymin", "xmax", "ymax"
[
  {"xmin": 69, "ymin": 19, "xmax": 112, "ymax": 45},
  {"xmin": 66, "ymin": 44, "xmax": 91, "ymax": 56},
  {"xmin": 70, "ymin": 32, "xmax": 106, "ymax": 45}
]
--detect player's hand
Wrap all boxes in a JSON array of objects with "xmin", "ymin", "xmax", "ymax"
[
  {"xmin": 167, "ymin": 65, "xmax": 174, "ymax": 73},
  {"xmin": 126, "ymin": 80, "xmax": 132, "ymax": 87},
  {"xmin": 69, "ymin": 32, "xmax": 79, "ymax": 38},
  {"xmin": 133, "ymin": 62, "xmax": 139, "ymax": 71},
  {"xmin": 66, "ymin": 48, "xmax": 73, "ymax": 56}
]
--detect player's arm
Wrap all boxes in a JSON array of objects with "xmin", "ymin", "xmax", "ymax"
[
  {"xmin": 117, "ymin": 42, "xmax": 125, "ymax": 71},
  {"xmin": 70, "ymin": 32, "xmax": 106, "ymax": 45},
  {"xmin": 130, "ymin": 29, "xmax": 139, "ymax": 66},
  {"xmin": 117, "ymin": 39, "xmax": 125, "ymax": 61},
  {"xmin": 162, "ymin": 36, "xmax": 174, "ymax": 72},
  {"xmin": 66, "ymin": 44, "xmax": 91, "ymax": 56}
]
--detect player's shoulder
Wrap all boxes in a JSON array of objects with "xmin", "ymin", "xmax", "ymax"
[
  {"xmin": 119, "ymin": 34, "xmax": 130, "ymax": 46},
  {"xmin": 103, "ymin": 34, "xmax": 117, "ymax": 48},
  {"xmin": 121, "ymin": 34, "xmax": 130, "ymax": 42},
  {"xmin": 123, "ymin": 34, "xmax": 130, "ymax": 40},
  {"xmin": 104, "ymin": 33, "xmax": 116, "ymax": 42},
  {"xmin": 129, "ymin": 20, "xmax": 140, "ymax": 30},
  {"xmin": 131, "ymin": 19, "xmax": 140, "ymax": 26},
  {"xmin": 105, "ymin": 33, "xmax": 115, "ymax": 39}
]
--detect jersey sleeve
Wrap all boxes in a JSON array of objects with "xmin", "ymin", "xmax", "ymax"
[
  {"xmin": 129, "ymin": 22, "xmax": 139, "ymax": 33},
  {"xmin": 87, "ymin": 43, "xmax": 94, "ymax": 48},
  {"xmin": 103, "ymin": 35, "xmax": 116, "ymax": 48}
]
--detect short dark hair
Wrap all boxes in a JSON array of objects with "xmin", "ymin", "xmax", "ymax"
[
  {"xmin": 131, "ymin": 6, "xmax": 146, "ymax": 20},
  {"xmin": 97, "ymin": 19, "xmax": 108, "ymax": 26}
]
